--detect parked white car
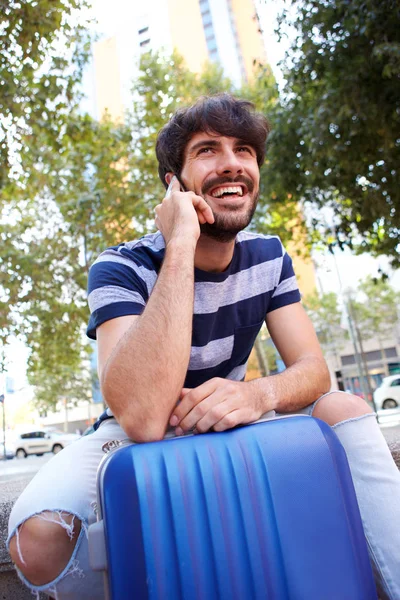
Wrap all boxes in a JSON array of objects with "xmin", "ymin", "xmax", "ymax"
[
  {"xmin": 373, "ymin": 375, "xmax": 400, "ymax": 410},
  {"xmin": 13, "ymin": 429, "xmax": 80, "ymax": 459}
]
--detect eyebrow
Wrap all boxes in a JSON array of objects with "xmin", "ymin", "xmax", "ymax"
[
  {"xmin": 187, "ymin": 138, "xmax": 256, "ymax": 156},
  {"xmin": 187, "ymin": 139, "xmax": 221, "ymax": 155},
  {"xmin": 235, "ymin": 139, "xmax": 254, "ymax": 149}
]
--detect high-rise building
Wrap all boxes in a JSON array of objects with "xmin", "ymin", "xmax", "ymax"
[{"xmin": 90, "ymin": 0, "xmax": 265, "ymax": 121}]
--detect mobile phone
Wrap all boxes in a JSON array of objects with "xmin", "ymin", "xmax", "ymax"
[{"xmin": 166, "ymin": 175, "xmax": 185, "ymax": 198}]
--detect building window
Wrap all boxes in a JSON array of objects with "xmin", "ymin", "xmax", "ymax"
[
  {"xmin": 198, "ymin": 0, "xmax": 220, "ymax": 63},
  {"xmin": 226, "ymin": 0, "xmax": 247, "ymax": 82},
  {"xmin": 206, "ymin": 36, "xmax": 217, "ymax": 52},
  {"xmin": 209, "ymin": 47, "xmax": 218, "ymax": 62},
  {"xmin": 140, "ymin": 39, "xmax": 150, "ymax": 48},
  {"xmin": 202, "ymin": 11, "xmax": 212, "ymax": 26},
  {"xmin": 138, "ymin": 26, "xmax": 149, "ymax": 35},
  {"xmin": 341, "ymin": 347, "xmax": 398, "ymax": 366}
]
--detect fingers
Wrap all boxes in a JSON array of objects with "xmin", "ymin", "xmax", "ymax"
[
  {"xmin": 188, "ymin": 398, "xmax": 239, "ymax": 433},
  {"xmin": 170, "ymin": 379, "xmax": 262, "ymax": 435},
  {"xmin": 171, "ymin": 379, "xmax": 246, "ymax": 434},
  {"xmin": 156, "ymin": 176, "xmax": 214, "ymax": 243},
  {"xmin": 191, "ymin": 195, "xmax": 214, "ymax": 225},
  {"xmin": 163, "ymin": 176, "xmax": 214, "ymax": 225},
  {"xmin": 212, "ymin": 409, "xmax": 245, "ymax": 432},
  {"xmin": 171, "ymin": 379, "xmax": 219, "ymax": 426}
]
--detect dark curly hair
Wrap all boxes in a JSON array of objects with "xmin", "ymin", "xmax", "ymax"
[{"xmin": 156, "ymin": 94, "xmax": 270, "ymax": 188}]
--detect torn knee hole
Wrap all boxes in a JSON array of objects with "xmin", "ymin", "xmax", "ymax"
[{"xmin": 10, "ymin": 511, "xmax": 83, "ymax": 568}]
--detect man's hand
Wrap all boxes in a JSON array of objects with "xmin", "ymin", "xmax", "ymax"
[
  {"xmin": 155, "ymin": 176, "xmax": 214, "ymax": 246},
  {"xmin": 169, "ymin": 378, "xmax": 265, "ymax": 434}
]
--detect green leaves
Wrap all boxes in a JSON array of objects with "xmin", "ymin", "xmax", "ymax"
[
  {"xmin": 349, "ymin": 275, "xmax": 400, "ymax": 343},
  {"xmin": 0, "ymin": 0, "xmax": 91, "ymax": 192},
  {"xmin": 276, "ymin": 0, "xmax": 400, "ymax": 266},
  {"xmin": 303, "ymin": 290, "xmax": 347, "ymax": 354},
  {"xmin": 0, "ymin": 0, "xmax": 92, "ymax": 406}
]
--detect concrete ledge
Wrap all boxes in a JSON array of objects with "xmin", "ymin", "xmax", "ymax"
[
  {"xmin": 1, "ymin": 444, "xmax": 399, "ymax": 599},
  {"xmin": 390, "ymin": 440, "xmax": 400, "ymax": 469},
  {"xmin": 0, "ymin": 477, "xmax": 47, "ymax": 600}
]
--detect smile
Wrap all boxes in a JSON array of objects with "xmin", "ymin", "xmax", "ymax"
[{"xmin": 210, "ymin": 185, "xmax": 245, "ymax": 198}]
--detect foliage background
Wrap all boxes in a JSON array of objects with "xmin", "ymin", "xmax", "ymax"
[{"xmin": 1, "ymin": 0, "xmax": 399, "ymax": 409}]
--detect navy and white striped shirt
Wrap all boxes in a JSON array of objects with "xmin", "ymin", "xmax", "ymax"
[{"xmin": 87, "ymin": 231, "xmax": 300, "ymax": 427}]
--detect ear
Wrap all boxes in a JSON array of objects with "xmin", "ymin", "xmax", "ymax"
[{"xmin": 165, "ymin": 172, "xmax": 174, "ymax": 186}]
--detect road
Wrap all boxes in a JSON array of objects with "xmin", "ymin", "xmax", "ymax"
[
  {"xmin": 1, "ymin": 419, "xmax": 399, "ymax": 484},
  {"xmin": 0, "ymin": 454, "xmax": 52, "ymax": 484}
]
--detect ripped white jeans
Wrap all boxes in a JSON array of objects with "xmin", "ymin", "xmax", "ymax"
[
  {"xmin": 7, "ymin": 418, "xmax": 126, "ymax": 600},
  {"xmin": 7, "ymin": 392, "xmax": 400, "ymax": 599}
]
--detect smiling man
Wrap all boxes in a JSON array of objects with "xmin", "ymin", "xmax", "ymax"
[
  {"xmin": 92, "ymin": 96, "xmax": 330, "ymax": 443},
  {"xmin": 7, "ymin": 94, "xmax": 400, "ymax": 600}
]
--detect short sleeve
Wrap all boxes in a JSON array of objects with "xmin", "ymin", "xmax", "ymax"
[
  {"xmin": 267, "ymin": 247, "xmax": 301, "ymax": 313},
  {"xmin": 86, "ymin": 248, "xmax": 155, "ymax": 339}
]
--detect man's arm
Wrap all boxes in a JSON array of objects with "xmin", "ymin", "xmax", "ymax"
[
  {"xmin": 97, "ymin": 177, "xmax": 214, "ymax": 442},
  {"xmin": 251, "ymin": 302, "xmax": 330, "ymax": 412},
  {"xmin": 170, "ymin": 302, "xmax": 330, "ymax": 434}
]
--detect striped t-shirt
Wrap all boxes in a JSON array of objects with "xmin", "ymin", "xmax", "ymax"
[{"xmin": 87, "ymin": 231, "xmax": 300, "ymax": 427}]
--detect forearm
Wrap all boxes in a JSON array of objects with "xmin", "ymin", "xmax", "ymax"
[
  {"xmin": 101, "ymin": 240, "xmax": 196, "ymax": 441},
  {"xmin": 247, "ymin": 355, "xmax": 331, "ymax": 414}
]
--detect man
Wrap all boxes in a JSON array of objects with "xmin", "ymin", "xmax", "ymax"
[{"xmin": 7, "ymin": 94, "xmax": 400, "ymax": 599}]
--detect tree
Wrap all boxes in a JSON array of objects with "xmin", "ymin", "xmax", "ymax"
[
  {"xmin": 275, "ymin": 0, "xmax": 400, "ymax": 266},
  {"xmin": 0, "ymin": 0, "xmax": 91, "ymax": 192},
  {"xmin": 350, "ymin": 275, "xmax": 400, "ymax": 375},
  {"xmin": 303, "ymin": 290, "xmax": 347, "ymax": 366},
  {"xmin": 2, "ymin": 113, "xmax": 135, "ymax": 408},
  {"xmin": 242, "ymin": 64, "xmax": 316, "ymax": 252},
  {"xmin": 0, "ymin": 0, "xmax": 93, "ymax": 406}
]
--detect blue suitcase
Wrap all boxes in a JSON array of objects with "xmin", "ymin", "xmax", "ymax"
[{"xmin": 89, "ymin": 415, "xmax": 377, "ymax": 599}]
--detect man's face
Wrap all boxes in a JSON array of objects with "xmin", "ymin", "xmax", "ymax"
[{"xmin": 179, "ymin": 131, "xmax": 260, "ymax": 242}]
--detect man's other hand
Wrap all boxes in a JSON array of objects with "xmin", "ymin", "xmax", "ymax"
[
  {"xmin": 154, "ymin": 175, "xmax": 214, "ymax": 246},
  {"xmin": 169, "ymin": 378, "xmax": 264, "ymax": 434}
]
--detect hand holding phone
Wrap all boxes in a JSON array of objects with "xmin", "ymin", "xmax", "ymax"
[{"xmin": 154, "ymin": 175, "xmax": 214, "ymax": 245}]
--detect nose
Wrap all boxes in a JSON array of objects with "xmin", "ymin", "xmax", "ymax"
[{"xmin": 216, "ymin": 148, "xmax": 243, "ymax": 176}]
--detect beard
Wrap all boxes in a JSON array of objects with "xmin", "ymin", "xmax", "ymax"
[{"xmin": 199, "ymin": 175, "xmax": 259, "ymax": 242}]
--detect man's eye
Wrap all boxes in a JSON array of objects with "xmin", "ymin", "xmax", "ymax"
[
  {"xmin": 237, "ymin": 146, "xmax": 252, "ymax": 153},
  {"xmin": 197, "ymin": 147, "xmax": 212, "ymax": 154}
]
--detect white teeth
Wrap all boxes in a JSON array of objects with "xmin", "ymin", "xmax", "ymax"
[{"xmin": 211, "ymin": 186, "xmax": 243, "ymax": 198}]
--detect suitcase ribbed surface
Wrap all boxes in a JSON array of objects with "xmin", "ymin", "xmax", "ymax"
[{"xmin": 99, "ymin": 416, "xmax": 377, "ymax": 599}]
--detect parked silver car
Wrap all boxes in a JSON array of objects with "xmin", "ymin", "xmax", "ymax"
[
  {"xmin": 14, "ymin": 429, "xmax": 80, "ymax": 459},
  {"xmin": 373, "ymin": 375, "xmax": 400, "ymax": 410}
]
